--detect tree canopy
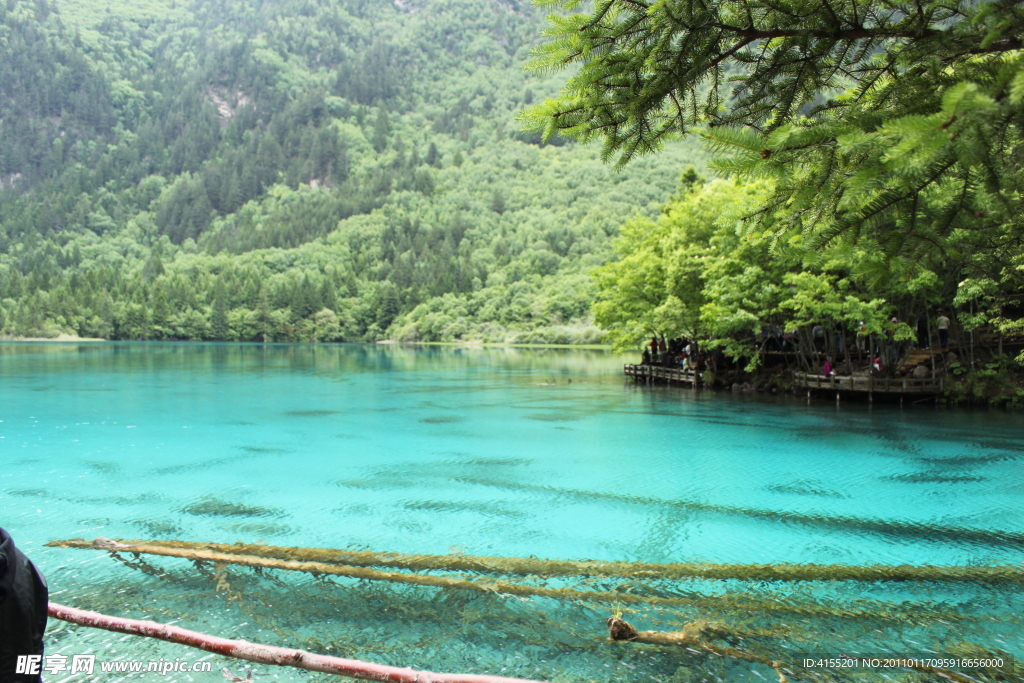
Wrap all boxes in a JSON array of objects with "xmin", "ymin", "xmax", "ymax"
[
  {"xmin": 528, "ymin": 0, "xmax": 1024, "ymax": 362},
  {"xmin": 524, "ymin": 0, "xmax": 1024, "ymax": 271}
]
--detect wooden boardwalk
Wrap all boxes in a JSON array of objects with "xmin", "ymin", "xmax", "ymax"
[
  {"xmin": 792, "ymin": 372, "xmax": 944, "ymax": 400},
  {"xmin": 624, "ymin": 364, "xmax": 702, "ymax": 386},
  {"xmin": 624, "ymin": 365, "xmax": 945, "ymax": 401}
]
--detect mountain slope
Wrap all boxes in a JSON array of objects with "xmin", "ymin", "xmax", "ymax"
[{"xmin": 0, "ymin": 0, "xmax": 703, "ymax": 342}]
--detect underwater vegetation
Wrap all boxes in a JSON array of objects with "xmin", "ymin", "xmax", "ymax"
[
  {"xmin": 525, "ymin": 413, "xmax": 584, "ymax": 422},
  {"xmin": 180, "ymin": 496, "xmax": 284, "ymax": 518},
  {"xmin": 449, "ymin": 474, "xmax": 1024, "ymax": 548},
  {"xmin": 220, "ymin": 522, "xmax": 293, "ymax": 536},
  {"xmin": 131, "ymin": 518, "xmax": 183, "ymax": 537},
  {"xmin": 765, "ymin": 481, "xmax": 850, "ymax": 499},
  {"xmin": 86, "ymin": 461, "xmax": 122, "ymax": 474},
  {"xmin": 7, "ymin": 488, "xmax": 48, "ymax": 497},
  {"xmin": 402, "ymin": 499, "xmax": 529, "ymax": 519},
  {"xmin": 236, "ymin": 445, "xmax": 293, "ymax": 454},
  {"xmin": 46, "ymin": 536, "xmax": 1022, "ymax": 683},
  {"xmin": 883, "ymin": 472, "xmax": 988, "ymax": 483}
]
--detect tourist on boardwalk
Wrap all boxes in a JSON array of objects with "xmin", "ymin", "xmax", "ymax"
[
  {"xmin": 641, "ymin": 348, "xmax": 651, "ymax": 365},
  {"xmin": 916, "ymin": 314, "xmax": 929, "ymax": 348},
  {"xmin": 886, "ymin": 318, "xmax": 901, "ymax": 367},
  {"xmin": 812, "ymin": 324, "xmax": 825, "ymax": 351},
  {"xmin": 822, "ymin": 357, "xmax": 836, "ymax": 377},
  {"xmin": 937, "ymin": 310, "xmax": 950, "ymax": 349},
  {"xmin": 831, "ymin": 326, "xmax": 845, "ymax": 353},
  {"xmin": 856, "ymin": 321, "xmax": 869, "ymax": 352}
]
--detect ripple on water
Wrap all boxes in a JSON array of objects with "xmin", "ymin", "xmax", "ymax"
[
  {"xmin": 154, "ymin": 455, "xmax": 236, "ymax": 474},
  {"xmin": 285, "ymin": 410, "xmax": 342, "ymax": 417},
  {"xmin": 461, "ymin": 457, "xmax": 530, "ymax": 467},
  {"xmin": 916, "ymin": 452, "xmax": 1020, "ymax": 466},
  {"xmin": 883, "ymin": 472, "xmax": 989, "ymax": 483},
  {"xmin": 402, "ymin": 499, "xmax": 529, "ymax": 520}
]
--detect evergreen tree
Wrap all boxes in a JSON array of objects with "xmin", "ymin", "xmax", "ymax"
[
  {"xmin": 525, "ymin": 0, "xmax": 1024, "ymax": 270},
  {"xmin": 211, "ymin": 277, "xmax": 229, "ymax": 339},
  {"xmin": 424, "ymin": 141, "xmax": 439, "ymax": 167},
  {"xmin": 371, "ymin": 106, "xmax": 390, "ymax": 154}
]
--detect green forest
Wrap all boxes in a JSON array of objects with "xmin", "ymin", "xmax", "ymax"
[
  {"xmin": 522, "ymin": 0, "xmax": 1024, "ymax": 399},
  {"xmin": 0, "ymin": 0, "xmax": 702, "ymax": 343},
  {"xmin": 4, "ymin": 0, "xmax": 1024, "ymax": 399}
]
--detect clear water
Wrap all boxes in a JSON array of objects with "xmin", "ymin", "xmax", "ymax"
[{"xmin": 1, "ymin": 342, "xmax": 1021, "ymax": 682}]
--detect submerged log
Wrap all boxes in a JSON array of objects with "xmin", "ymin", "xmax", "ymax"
[
  {"xmin": 607, "ymin": 616, "xmax": 798, "ymax": 683},
  {"xmin": 47, "ymin": 602, "xmax": 549, "ymax": 683},
  {"xmin": 46, "ymin": 537, "xmax": 1024, "ymax": 584},
  {"xmin": 48, "ymin": 539, "xmax": 766, "ymax": 612},
  {"xmin": 605, "ymin": 617, "xmax": 981, "ymax": 683},
  {"xmin": 47, "ymin": 538, "xmax": 975, "ymax": 623}
]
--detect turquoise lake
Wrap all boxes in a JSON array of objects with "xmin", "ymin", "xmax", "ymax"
[{"xmin": 1, "ymin": 342, "xmax": 1022, "ymax": 682}]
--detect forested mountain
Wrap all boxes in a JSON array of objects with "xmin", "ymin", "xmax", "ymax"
[{"xmin": 0, "ymin": 0, "xmax": 702, "ymax": 342}]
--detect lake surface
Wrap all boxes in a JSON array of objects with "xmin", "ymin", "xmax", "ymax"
[{"xmin": 1, "ymin": 342, "xmax": 1021, "ymax": 682}]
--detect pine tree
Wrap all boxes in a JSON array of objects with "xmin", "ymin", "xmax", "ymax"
[
  {"xmin": 424, "ymin": 141, "xmax": 439, "ymax": 167},
  {"xmin": 371, "ymin": 106, "xmax": 390, "ymax": 153},
  {"xmin": 210, "ymin": 277, "xmax": 229, "ymax": 340},
  {"xmin": 524, "ymin": 0, "xmax": 1024, "ymax": 274}
]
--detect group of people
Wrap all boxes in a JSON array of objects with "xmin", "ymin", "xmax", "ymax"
[
  {"xmin": 639, "ymin": 336, "xmax": 728, "ymax": 374},
  {"xmin": 822, "ymin": 310, "xmax": 951, "ymax": 377},
  {"xmin": 642, "ymin": 336, "xmax": 700, "ymax": 370},
  {"xmin": 637, "ymin": 312, "xmax": 953, "ymax": 380}
]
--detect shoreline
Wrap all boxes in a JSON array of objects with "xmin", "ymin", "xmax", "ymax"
[
  {"xmin": 0, "ymin": 337, "xmax": 611, "ymax": 350},
  {"xmin": 0, "ymin": 334, "xmax": 105, "ymax": 342}
]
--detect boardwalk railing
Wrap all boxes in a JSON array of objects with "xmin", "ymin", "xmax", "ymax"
[
  {"xmin": 791, "ymin": 372, "xmax": 944, "ymax": 394},
  {"xmin": 624, "ymin": 364, "xmax": 701, "ymax": 385},
  {"xmin": 625, "ymin": 366, "xmax": 944, "ymax": 395}
]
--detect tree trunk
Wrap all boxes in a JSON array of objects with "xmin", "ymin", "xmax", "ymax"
[
  {"xmin": 48, "ymin": 538, "xmax": 1024, "ymax": 585},
  {"xmin": 606, "ymin": 617, "xmax": 977, "ymax": 683},
  {"xmin": 47, "ymin": 602, "xmax": 549, "ymax": 683}
]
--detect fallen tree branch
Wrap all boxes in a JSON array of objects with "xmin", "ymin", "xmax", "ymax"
[
  {"xmin": 606, "ymin": 617, "xmax": 980, "ymax": 683},
  {"xmin": 47, "ymin": 537, "xmax": 1024, "ymax": 584},
  {"xmin": 47, "ymin": 602, "xmax": 550, "ymax": 683},
  {"xmin": 48, "ymin": 539, "xmax": 967, "ymax": 623},
  {"xmin": 607, "ymin": 616, "xmax": 803, "ymax": 683}
]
